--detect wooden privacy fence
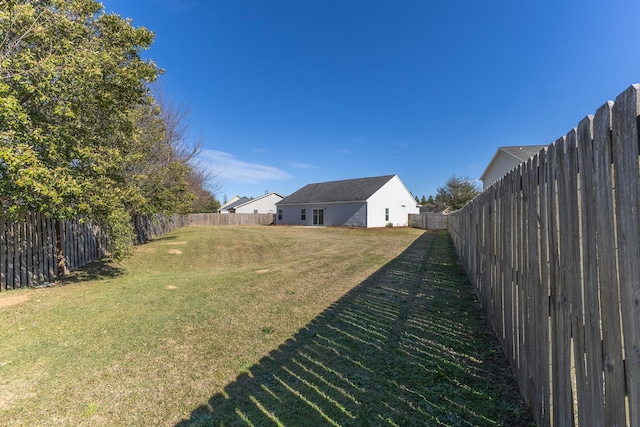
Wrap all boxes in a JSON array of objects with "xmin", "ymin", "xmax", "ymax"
[
  {"xmin": 133, "ymin": 214, "xmax": 190, "ymax": 244},
  {"xmin": 0, "ymin": 214, "xmax": 185, "ymax": 291},
  {"xmin": 0, "ymin": 213, "xmax": 105, "ymax": 291},
  {"xmin": 186, "ymin": 213, "xmax": 275, "ymax": 226},
  {"xmin": 449, "ymin": 84, "xmax": 640, "ymax": 426},
  {"xmin": 1, "ymin": 213, "xmax": 276, "ymax": 290},
  {"xmin": 408, "ymin": 213, "xmax": 448, "ymax": 230}
]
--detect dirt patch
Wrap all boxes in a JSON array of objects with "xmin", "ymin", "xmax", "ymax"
[
  {"xmin": 255, "ymin": 269, "xmax": 270, "ymax": 274},
  {"xmin": 166, "ymin": 285, "xmax": 177, "ymax": 290},
  {"xmin": 167, "ymin": 249, "xmax": 182, "ymax": 255},
  {"xmin": 166, "ymin": 241, "xmax": 187, "ymax": 245},
  {"xmin": 0, "ymin": 295, "xmax": 29, "ymax": 309}
]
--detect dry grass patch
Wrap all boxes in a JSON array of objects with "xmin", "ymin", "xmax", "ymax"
[{"xmin": 0, "ymin": 294, "xmax": 29, "ymax": 308}]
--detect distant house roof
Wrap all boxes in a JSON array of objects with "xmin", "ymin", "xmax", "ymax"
[
  {"xmin": 219, "ymin": 195, "xmax": 242, "ymax": 211},
  {"xmin": 219, "ymin": 196, "xmax": 251, "ymax": 212},
  {"xmin": 480, "ymin": 145, "xmax": 547, "ymax": 183},
  {"xmin": 233, "ymin": 192, "xmax": 285, "ymax": 210},
  {"xmin": 277, "ymin": 175, "xmax": 396, "ymax": 205}
]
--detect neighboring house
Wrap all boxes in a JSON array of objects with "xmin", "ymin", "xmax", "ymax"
[
  {"xmin": 233, "ymin": 192, "xmax": 285, "ymax": 214},
  {"xmin": 275, "ymin": 175, "xmax": 420, "ymax": 228},
  {"xmin": 480, "ymin": 145, "xmax": 547, "ymax": 190},
  {"xmin": 219, "ymin": 196, "xmax": 242, "ymax": 212},
  {"xmin": 218, "ymin": 196, "xmax": 251, "ymax": 213}
]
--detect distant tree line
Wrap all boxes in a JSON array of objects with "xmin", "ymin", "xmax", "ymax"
[
  {"xmin": 416, "ymin": 176, "xmax": 481, "ymax": 212},
  {"xmin": 0, "ymin": 0, "xmax": 219, "ymax": 265}
]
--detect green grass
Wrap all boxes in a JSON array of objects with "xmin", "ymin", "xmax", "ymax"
[{"xmin": 0, "ymin": 226, "xmax": 532, "ymax": 426}]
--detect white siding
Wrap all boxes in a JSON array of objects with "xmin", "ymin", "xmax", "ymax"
[
  {"xmin": 234, "ymin": 193, "xmax": 283, "ymax": 214},
  {"xmin": 366, "ymin": 175, "xmax": 420, "ymax": 227},
  {"xmin": 481, "ymin": 152, "xmax": 522, "ymax": 190},
  {"xmin": 277, "ymin": 203, "xmax": 367, "ymax": 226}
]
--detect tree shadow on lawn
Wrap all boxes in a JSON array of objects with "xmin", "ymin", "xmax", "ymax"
[
  {"xmin": 176, "ymin": 231, "xmax": 534, "ymax": 427},
  {"xmin": 56, "ymin": 258, "xmax": 124, "ymax": 285}
]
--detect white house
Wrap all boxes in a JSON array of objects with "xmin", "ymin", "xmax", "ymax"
[
  {"xmin": 275, "ymin": 175, "xmax": 419, "ymax": 227},
  {"xmin": 480, "ymin": 145, "xmax": 547, "ymax": 190},
  {"xmin": 233, "ymin": 192, "xmax": 285, "ymax": 214},
  {"xmin": 219, "ymin": 196, "xmax": 252, "ymax": 213}
]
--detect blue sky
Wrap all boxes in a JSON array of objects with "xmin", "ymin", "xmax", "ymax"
[{"xmin": 102, "ymin": 0, "xmax": 640, "ymax": 202}]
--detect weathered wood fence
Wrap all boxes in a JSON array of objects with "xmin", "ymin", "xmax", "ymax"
[
  {"xmin": 1, "ymin": 213, "xmax": 275, "ymax": 290},
  {"xmin": 0, "ymin": 214, "xmax": 106, "ymax": 290},
  {"xmin": 449, "ymin": 84, "xmax": 640, "ymax": 426},
  {"xmin": 186, "ymin": 213, "xmax": 275, "ymax": 226},
  {"xmin": 133, "ymin": 214, "xmax": 190, "ymax": 244},
  {"xmin": 408, "ymin": 213, "xmax": 448, "ymax": 230},
  {"xmin": 1, "ymin": 214, "xmax": 185, "ymax": 291}
]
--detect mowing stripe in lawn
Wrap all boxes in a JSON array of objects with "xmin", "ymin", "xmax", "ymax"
[{"xmin": 176, "ymin": 230, "xmax": 533, "ymax": 427}]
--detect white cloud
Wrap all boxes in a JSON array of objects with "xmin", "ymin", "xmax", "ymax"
[{"xmin": 199, "ymin": 150, "xmax": 292, "ymax": 184}]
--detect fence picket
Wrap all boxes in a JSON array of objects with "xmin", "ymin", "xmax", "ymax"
[
  {"xmin": 577, "ymin": 114, "xmax": 605, "ymax": 425},
  {"xmin": 612, "ymin": 84, "xmax": 640, "ymax": 427},
  {"xmin": 592, "ymin": 101, "xmax": 627, "ymax": 427},
  {"xmin": 537, "ymin": 148, "xmax": 551, "ymax": 426}
]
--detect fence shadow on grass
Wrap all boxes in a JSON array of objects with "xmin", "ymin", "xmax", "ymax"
[{"xmin": 176, "ymin": 231, "xmax": 533, "ymax": 427}]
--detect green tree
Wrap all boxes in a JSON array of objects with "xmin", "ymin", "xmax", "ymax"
[
  {"xmin": 144, "ymin": 88, "xmax": 223, "ymax": 214},
  {"xmin": 435, "ymin": 175, "xmax": 481, "ymax": 211},
  {"xmin": 420, "ymin": 195, "xmax": 427, "ymax": 205},
  {"xmin": 0, "ymin": 0, "xmax": 159, "ymax": 263}
]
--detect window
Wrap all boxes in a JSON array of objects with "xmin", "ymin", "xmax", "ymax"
[
  {"xmin": 253, "ymin": 209, "xmax": 258, "ymax": 214},
  {"xmin": 278, "ymin": 209, "xmax": 283, "ymax": 220},
  {"xmin": 385, "ymin": 208, "xmax": 389, "ymax": 221},
  {"xmin": 301, "ymin": 208, "xmax": 306, "ymax": 221},
  {"xmin": 313, "ymin": 208, "xmax": 324, "ymax": 225}
]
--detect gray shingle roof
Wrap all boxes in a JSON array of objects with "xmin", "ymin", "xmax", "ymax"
[
  {"xmin": 221, "ymin": 197, "xmax": 251, "ymax": 211},
  {"xmin": 277, "ymin": 175, "xmax": 396, "ymax": 205}
]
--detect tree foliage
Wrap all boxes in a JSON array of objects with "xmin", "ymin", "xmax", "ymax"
[
  {"xmin": 146, "ymin": 88, "xmax": 222, "ymax": 214},
  {"xmin": 434, "ymin": 175, "xmax": 481, "ymax": 211},
  {"xmin": 0, "ymin": 0, "xmax": 218, "ymax": 260}
]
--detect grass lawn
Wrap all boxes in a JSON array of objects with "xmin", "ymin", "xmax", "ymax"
[{"xmin": 0, "ymin": 226, "xmax": 532, "ymax": 426}]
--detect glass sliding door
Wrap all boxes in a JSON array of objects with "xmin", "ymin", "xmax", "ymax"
[{"xmin": 313, "ymin": 208, "xmax": 324, "ymax": 225}]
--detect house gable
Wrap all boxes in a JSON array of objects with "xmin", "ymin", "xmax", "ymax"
[
  {"xmin": 219, "ymin": 196, "xmax": 251, "ymax": 213},
  {"xmin": 233, "ymin": 192, "xmax": 285, "ymax": 214},
  {"xmin": 366, "ymin": 175, "xmax": 420, "ymax": 227},
  {"xmin": 480, "ymin": 145, "xmax": 546, "ymax": 190}
]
